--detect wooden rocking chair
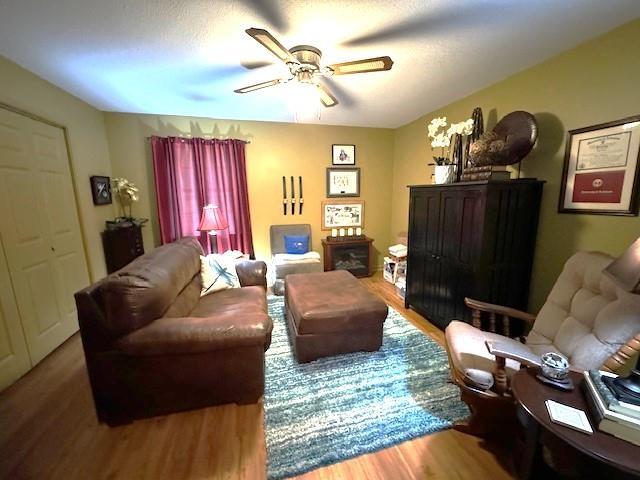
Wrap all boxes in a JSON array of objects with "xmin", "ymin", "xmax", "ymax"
[{"xmin": 444, "ymin": 250, "xmax": 640, "ymax": 437}]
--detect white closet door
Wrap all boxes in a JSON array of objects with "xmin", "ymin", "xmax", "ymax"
[
  {"xmin": 0, "ymin": 107, "xmax": 89, "ymax": 366},
  {"xmin": 0, "ymin": 243, "xmax": 31, "ymax": 391}
]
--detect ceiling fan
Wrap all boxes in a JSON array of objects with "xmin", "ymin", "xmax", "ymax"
[{"xmin": 234, "ymin": 28, "xmax": 394, "ymax": 107}]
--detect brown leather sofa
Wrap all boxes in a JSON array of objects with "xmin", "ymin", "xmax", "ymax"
[{"xmin": 74, "ymin": 237, "xmax": 273, "ymax": 425}]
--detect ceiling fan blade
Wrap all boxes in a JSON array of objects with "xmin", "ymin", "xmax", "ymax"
[
  {"xmin": 327, "ymin": 56, "xmax": 393, "ymax": 75},
  {"xmin": 342, "ymin": 5, "xmax": 520, "ymax": 47},
  {"xmin": 321, "ymin": 77, "xmax": 354, "ymax": 107},
  {"xmin": 317, "ymin": 84, "xmax": 338, "ymax": 107},
  {"xmin": 242, "ymin": 0, "xmax": 287, "ymax": 31},
  {"xmin": 245, "ymin": 27, "xmax": 298, "ymax": 64},
  {"xmin": 240, "ymin": 60, "xmax": 273, "ymax": 70},
  {"xmin": 234, "ymin": 78, "xmax": 283, "ymax": 94}
]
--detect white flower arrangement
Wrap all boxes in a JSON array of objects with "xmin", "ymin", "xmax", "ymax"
[
  {"xmin": 111, "ymin": 177, "xmax": 140, "ymax": 219},
  {"xmin": 427, "ymin": 116, "xmax": 473, "ymax": 165}
]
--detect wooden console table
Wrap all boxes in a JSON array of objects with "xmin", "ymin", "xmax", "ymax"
[
  {"xmin": 511, "ymin": 368, "xmax": 639, "ymax": 479},
  {"xmin": 321, "ymin": 236, "xmax": 373, "ymax": 278}
]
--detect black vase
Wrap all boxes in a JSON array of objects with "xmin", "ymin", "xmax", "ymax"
[{"xmin": 452, "ymin": 134, "xmax": 464, "ymax": 182}]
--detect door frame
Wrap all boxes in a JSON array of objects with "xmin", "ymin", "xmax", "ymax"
[{"xmin": 0, "ymin": 102, "xmax": 94, "ymax": 283}]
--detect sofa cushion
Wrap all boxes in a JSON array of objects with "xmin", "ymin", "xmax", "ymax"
[
  {"xmin": 200, "ymin": 254, "xmax": 240, "ymax": 295},
  {"xmin": 100, "ymin": 237, "xmax": 202, "ymax": 336},
  {"xmin": 273, "ymin": 256, "xmax": 322, "ymax": 279},
  {"xmin": 284, "ymin": 234, "xmax": 309, "ymax": 254},
  {"xmin": 115, "ymin": 311, "xmax": 273, "ymax": 356},
  {"xmin": 164, "ymin": 274, "xmax": 202, "ymax": 318},
  {"xmin": 270, "ymin": 224, "xmax": 311, "ymax": 255},
  {"xmin": 190, "ymin": 286, "xmax": 267, "ymax": 318}
]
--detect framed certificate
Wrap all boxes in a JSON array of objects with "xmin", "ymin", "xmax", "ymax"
[
  {"xmin": 326, "ymin": 168, "xmax": 360, "ymax": 197},
  {"xmin": 559, "ymin": 115, "xmax": 640, "ymax": 216}
]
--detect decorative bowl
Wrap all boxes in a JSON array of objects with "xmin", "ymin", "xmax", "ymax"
[{"xmin": 540, "ymin": 352, "xmax": 570, "ymax": 380}]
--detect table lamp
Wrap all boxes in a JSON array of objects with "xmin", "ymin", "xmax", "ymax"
[
  {"xmin": 603, "ymin": 236, "xmax": 640, "ymax": 402},
  {"xmin": 198, "ymin": 204, "xmax": 228, "ymax": 254}
]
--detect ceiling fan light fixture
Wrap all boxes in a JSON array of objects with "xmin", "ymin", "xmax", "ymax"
[
  {"xmin": 288, "ymin": 81, "xmax": 321, "ymax": 122},
  {"xmin": 296, "ymin": 70, "xmax": 315, "ymax": 83}
]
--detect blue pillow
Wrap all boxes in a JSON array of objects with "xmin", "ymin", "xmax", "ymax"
[{"xmin": 284, "ymin": 235, "xmax": 309, "ymax": 254}]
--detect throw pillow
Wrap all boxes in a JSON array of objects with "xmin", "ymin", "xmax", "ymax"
[
  {"xmin": 200, "ymin": 254, "xmax": 240, "ymax": 296},
  {"xmin": 284, "ymin": 234, "xmax": 309, "ymax": 254}
]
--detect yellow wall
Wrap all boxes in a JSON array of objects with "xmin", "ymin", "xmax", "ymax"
[
  {"xmin": 0, "ymin": 56, "xmax": 113, "ymax": 281},
  {"xmin": 103, "ymin": 113, "xmax": 395, "ymax": 267},
  {"xmin": 3, "ymin": 18, "xmax": 637, "ymax": 299},
  {"xmin": 391, "ymin": 19, "xmax": 640, "ymax": 311}
]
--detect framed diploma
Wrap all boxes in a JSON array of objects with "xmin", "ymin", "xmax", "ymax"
[
  {"xmin": 559, "ymin": 115, "xmax": 640, "ymax": 215},
  {"xmin": 326, "ymin": 167, "xmax": 360, "ymax": 197}
]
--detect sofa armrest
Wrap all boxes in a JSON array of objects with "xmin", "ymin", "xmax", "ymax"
[{"xmin": 236, "ymin": 260, "xmax": 267, "ymax": 289}]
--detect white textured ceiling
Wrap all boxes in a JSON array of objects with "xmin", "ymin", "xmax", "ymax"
[{"xmin": 1, "ymin": 0, "xmax": 638, "ymax": 128}]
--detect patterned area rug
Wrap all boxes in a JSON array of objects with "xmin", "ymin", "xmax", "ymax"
[{"xmin": 264, "ymin": 296, "xmax": 469, "ymax": 480}]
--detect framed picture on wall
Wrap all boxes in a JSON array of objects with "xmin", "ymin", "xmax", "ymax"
[
  {"xmin": 332, "ymin": 144, "xmax": 355, "ymax": 165},
  {"xmin": 90, "ymin": 175, "xmax": 112, "ymax": 205},
  {"xmin": 321, "ymin": 199, "xmax": 364, "ymax": 230},
  {"xmin": 558, "ymin": 115, "xmax": 640, "ymax": 216},
  {"xmin": 326, "ymin": 167, "xmax": 360, "ymax": 197}
]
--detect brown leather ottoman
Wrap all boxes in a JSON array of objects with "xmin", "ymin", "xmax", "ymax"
[{"xmin": 284, "ymin": 270, "xmax": 388, "ymax": 363}]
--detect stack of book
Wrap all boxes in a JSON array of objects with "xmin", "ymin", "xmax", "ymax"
[
  {"xmin": 582, "ymin": 370, "xmax": 640, "ymax": 445},
  {"xmin": 461, "ymin": 165, "xmax": 511, "ymax": 182}
]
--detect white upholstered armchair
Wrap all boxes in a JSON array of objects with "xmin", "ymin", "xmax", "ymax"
[
  {"xmin": 445, "ymin": 250, "xmax": 640, "ymax": 436},
  {"xmin": 269, "ymin": 224, "xmax": 322, "ymax": 295}
]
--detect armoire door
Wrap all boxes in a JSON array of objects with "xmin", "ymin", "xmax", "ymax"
[
  {"xmin": 432, "ymin": 187, "xmax": 484, "ymax": 328},
  {"xmin": 406, "ymin": 188, "xmax": 441, "ymax": 318},
  {"xmin": 0, "ymin": 107, "xmax": 89, "ymax": 366}
]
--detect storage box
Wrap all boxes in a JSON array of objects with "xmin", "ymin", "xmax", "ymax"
[
  {"xmin": 383, "ymin": 256, "xmax": 396, "ymax": 283},
  {"xmin": 395, "ymin": 278, "xmax": 406, "ymax": 299}
]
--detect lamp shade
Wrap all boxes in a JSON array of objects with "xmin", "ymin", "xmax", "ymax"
[
  {"xmin": 604, "ymin": 236, "xmax": 640, "ymax": 293},
  {"xmin": 198, "ymin": 204, "xmax": 228, "ymax": 233}
]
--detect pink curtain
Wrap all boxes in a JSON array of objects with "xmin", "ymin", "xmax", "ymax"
[{"xmin": 150, "ymin": 136, "xmax": 254, "ymax": 255}]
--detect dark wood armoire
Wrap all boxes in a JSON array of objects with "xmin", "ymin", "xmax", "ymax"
[{"xmin": 405, "ymin": 179, "xmax": 544, "ymax": 331}]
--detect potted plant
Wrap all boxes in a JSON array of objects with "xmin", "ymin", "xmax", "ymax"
[
  {"xmin": 108, "ymin": 177, "xmax": 147, "ymax": 228},
  {"xmin": 427, "ymin": 117, "xmax": 473, "ymax": 184}
]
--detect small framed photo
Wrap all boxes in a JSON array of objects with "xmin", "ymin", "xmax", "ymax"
[
  {"xmin": 332, "ymin": 144, "xmax": 355, "ymax": 165},
  {"xmin": 326, "ymin": 167, "xmax": 360, "ymax": 197},
  {"xmin": 90, "ymin": 175, "xmax": 112, "ymax": 205},
  {"xmin": 321, "ymin": 199, "xmax": 364, "ymax": 230},
  {"xmin": 559, "ymin": 115, "xmax": 640, "ymax": 216}
]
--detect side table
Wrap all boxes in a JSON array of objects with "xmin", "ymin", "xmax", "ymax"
[
  {"xmin": 321, "ymin": 236, "xmax": 373, "ymax": 277},
  {"xmin": 511, "ymin": 368, "xmax": 639, "ymax": 479}
]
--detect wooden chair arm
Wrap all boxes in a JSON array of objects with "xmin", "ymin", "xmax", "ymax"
[
  {"xmin": 484, "ymin": 340, "xmax": 541, "ymax": 396},
  {"xmin": 485, "ymin": 340, "xmax": 541, "ymax": 368},
  {"xmin": 465, "ymin": 298, "xmax": 536, "ymax": 324},
  {"xmin": 465, "ymin": 297, "xmax": 536, "ymax": 339}
]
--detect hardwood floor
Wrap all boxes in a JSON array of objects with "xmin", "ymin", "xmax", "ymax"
[{"xmin": 0, "ymin": 273, "xmax": 514, "ymax": 480}]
